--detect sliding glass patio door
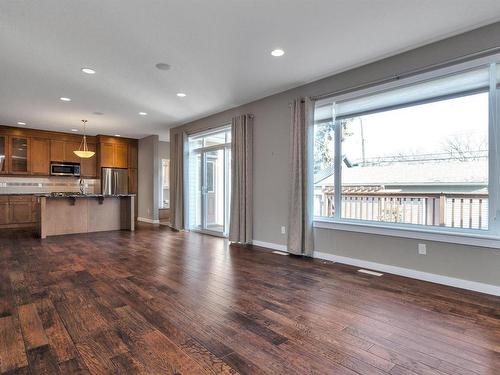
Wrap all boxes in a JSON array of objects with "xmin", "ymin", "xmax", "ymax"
[{"xmin": 187, "ymin": 127, "xmax": 231, "ymax": 236}]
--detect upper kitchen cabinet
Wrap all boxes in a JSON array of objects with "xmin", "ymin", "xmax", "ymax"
[
  {"xmin": 0, "ymin": 126, "xmax": 99, "ymax": 177},
  {"xmin": 99, "ymin": 142, "xmax": 115, "ymax": 167},
  {"xmin": 50, "ymin": 140, "xmax": 83, "ymax": 163},
  {"xmin": 128, "ymin": 142, "xmax": 138, "ymax": 169},
  {"xmin": 97, "ymin": 136, "xmax": 134, "ymax": 169},
  {"xmin": 50, "ymin": 140, "xmax": 65, "ymax": 161},
  {"xmin": 65, "ymin": 141, "xmax": 82, "ymax": 163},
  {"xmin": 9, "ymin": 136, "xmax": 30, "ymax": 174},
  {"xmin": 31, "ymin": 138, "xmax": 50, "ymax": 175},
  {"xmin": 0, "ymin": 135, "xmax": 8, "ymax": 174},
  {"xmin": 80, "ymin": 143, "xmax": 97, "ymax": 178},
  {"xmin": 115, "ymin": 143, "xmax": 128, "ymax": 168}
]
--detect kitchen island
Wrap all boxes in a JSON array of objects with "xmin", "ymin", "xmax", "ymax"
[{"xmin": 36, "ymin": 194, "xmax": 135, "ymax": 238}]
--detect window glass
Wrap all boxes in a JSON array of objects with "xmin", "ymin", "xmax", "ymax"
[
  {"xmin": 313, "ymin": 120, "xmax": 335, "ymax": 216},
  {"xmin": 339, "ymin": 93, "xmax": 488, "ymax": 229},
  {"xmin": 314, "ymin": 66, "xmax": 492, "ymax": 233}
]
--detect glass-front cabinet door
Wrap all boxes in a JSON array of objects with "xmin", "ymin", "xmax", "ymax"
[
  {"xmin": 0, "ymin": 135, "xmax": 8, "ymax": 174},
  {"xmin": 9, "ymin": 136, "xmax": 30, "ymax": 174}
]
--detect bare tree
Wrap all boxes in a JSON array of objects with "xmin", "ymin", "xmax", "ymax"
[
  {"xmin": 442, "ymin": 135, "xmax": 487, "ymax": 162},
  {"xmin": 314, "ymin": 119, "xmax": 353, "ymax": 173}
]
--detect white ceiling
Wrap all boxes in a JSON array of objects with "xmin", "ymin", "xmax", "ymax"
[{"xmin": 1, "ymin": 1, "xmax": 500, "ymax": 141}]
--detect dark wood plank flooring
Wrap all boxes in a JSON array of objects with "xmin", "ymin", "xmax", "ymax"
[{"xmin": 0, "ymin": 224, "xmax": 499, "ymax": 374}]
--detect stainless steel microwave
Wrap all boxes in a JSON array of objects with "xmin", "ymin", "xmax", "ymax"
[{"xmin": 50, "ymin": 162, "xmax": 81, "ymax": 177}]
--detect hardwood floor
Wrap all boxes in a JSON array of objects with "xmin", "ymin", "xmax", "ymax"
[{"xmin": 0, "ymin": 224, "xmax": 499, "ymax": 374}]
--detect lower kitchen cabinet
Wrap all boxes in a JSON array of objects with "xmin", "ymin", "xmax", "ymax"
[
  {"xmin": 0, "ymin": 195, "xmax": 37, "ymax": 228},
  {"xmin": 0, "ymin": 197, "xmax": 9, "ymax": 225}
]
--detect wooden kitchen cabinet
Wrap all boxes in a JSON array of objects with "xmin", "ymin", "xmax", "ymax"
[
  {"xmin": 128, "ymin": 168, "xmax": 137, "ymax": 193},
  {"xmin": 9, "ymin": 201, "xmax": 32, "ymax": 223},
  {"xmin": 0, "ymin": 135, "xmax": 9, "ymax": 174},
  {"xmin": 128, "ymin": 142, "xmax": 138, "ymax": 169},
  {"xmin": 31, "ymin": 138, "xmax": 50, "ymax": 175},
  {"xmin": 100, "ymin": 143, "xmax": 115, "ymax": 167},
  {"xmin": 65, "ymin": 141, "xmax": 82, "ymax": 163},
  {"xmin": 0, "ymin": 135, "xmax": 8, "ymax": 174},
  {"xmin": 80, "ymin": 143, "xmax": 97, "ymax": 178},
  {"xmin": 0, "ymin": 125, "xmax": 101, "ymax": 177},
  {"xmin": 9, "ymin": 136, "xmax": 30, "ymax": 174},
  {"xmin": 50, "ymin": 140, "xmax": 65, "ymax": 162},
  {"xmin": 115, "ymin": 143, "xmax": 128, "ymax": 168},
  {"xmin": 0, "ymin": 197, "xmax": 9, "ymax": 225},
  {"xmin": 50, "ymin": 140, "xmax": 86, "ymax": 163},
  {"xmin": 7, "ymin": 196, "xmax": 34, "ymax": 225},
  {"xmin": 99, "ymin": 141, "xmax": 129, "ymax": 169},
  {"xmin": 0, "ymin": 195, "xmax": 37, "ymax": 228}
]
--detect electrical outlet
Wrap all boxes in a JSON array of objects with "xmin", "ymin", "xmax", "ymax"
[
  {"xmin": 418, "ymin": 243, "xmax": 427, "ymax": 255},
  {"xmin": 281, "ymin": 226, "xmax": 286, "ymax": 234}
]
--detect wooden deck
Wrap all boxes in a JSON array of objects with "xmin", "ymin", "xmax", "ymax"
[{"xmin": 0, "ymin": 223, "xmax": 499, "ymax": 374}]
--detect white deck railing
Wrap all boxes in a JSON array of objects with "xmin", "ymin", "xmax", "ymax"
[{"xmin": 316, "ymin": 192, "xmax": 488, "ymax": 230}]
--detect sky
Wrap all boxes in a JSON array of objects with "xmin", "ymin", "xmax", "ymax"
[{"xmin": 340, "ymin": 92, "xmax": 489, "ymax": 163}]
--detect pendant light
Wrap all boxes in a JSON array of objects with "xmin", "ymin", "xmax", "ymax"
[{"xmin": 73, "ymin": 120, "xmax": 95, "ymax": 158}]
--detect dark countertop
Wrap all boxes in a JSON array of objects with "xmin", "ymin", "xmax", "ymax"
[
  {"xmin": 35, "ymin": 193, "xmax": 135, "ymax": 198},
  {"xmin": 0, "ymin": 193, "xmax": 38, "ymax": 196}
]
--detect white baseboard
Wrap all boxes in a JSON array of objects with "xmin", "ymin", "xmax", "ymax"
[
  {"xmin": 252, "ymin": 240, "xmax": 288, "ymax": 252},
  {"xmin": 137, "ymin": 217, "xmax": 160, "ymax": 224},
  {"xmin": 314, "ymin": 251, "xmax": 500, "ymax": 296}
]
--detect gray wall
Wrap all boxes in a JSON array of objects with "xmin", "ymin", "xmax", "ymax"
[
  {"xmin": 138, "ymin": 135, "xmax": 159, "ymax": 221},
  {"xmin": 159, "ymin": 141, "xmax": 170, "ymax": 160},
  {"xmin": 170, "ymin": 22, "xmax": 500, "ymax": 286}
]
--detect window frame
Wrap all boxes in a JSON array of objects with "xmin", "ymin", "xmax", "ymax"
[{"xmin": 313, "ymin": 54, "xmax": 500, "ymax": 248}]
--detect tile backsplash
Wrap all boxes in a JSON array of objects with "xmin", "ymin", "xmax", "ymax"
[{"xmin": 0, "ymin": 176, "xmax": 99, "ymax": 194}]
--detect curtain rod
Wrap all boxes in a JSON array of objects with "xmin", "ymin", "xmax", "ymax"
[{"xmin": 309, "ymin": 45, "xmax": 500, "ymax": 102}]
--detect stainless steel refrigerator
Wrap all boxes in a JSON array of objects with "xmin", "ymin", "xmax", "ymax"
[{"xmin": 101, "ymin": 168, "xmax": 129, "ymax": 195}]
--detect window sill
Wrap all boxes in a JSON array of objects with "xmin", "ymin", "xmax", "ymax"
[{"xmin": 313, "ymin": 218, "xmax": 500, "ymax": 249}]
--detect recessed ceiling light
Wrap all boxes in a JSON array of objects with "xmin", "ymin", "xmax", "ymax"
[
  {"xmin": 60, "ymin": 97, "xmax": 71, "ymax": 102},
  {"xmin": 139, "ymin": 112, "xmax": 148, "ymax": 116},
  {"xmin": 155, "ymin": 63, "xmax": 171, "ymax": 71},
  {"xmin": 176, "ymin": 93, "xmax": 186, "ymax": 97},
  {"xmin": 71, "ymin": 129, "xmax": 78, "ymax": 132},
  {"xmin": 114, "ymin": 134, "xmax": 121, "ymax": 137},
  {"xmin": 81, "ymin": 67, "xmax": 96, "ymax": 74},
  {"xmin": 271, "ymin": 49, "xmax": 285, "ymax": 57},
  {"xmin": 17, "ymin": 122, "xmax": 26, "ymax": 125}
]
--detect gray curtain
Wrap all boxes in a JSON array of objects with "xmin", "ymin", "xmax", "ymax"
[
  {"xmin": 287, "ymin": 98, "xmax": 314, "ymax": 256},
  {"xmin": 229, "ymin": 114, "xmax": 253, "ymax": 243},
  {"xmin": 170, "ymin": 131, "xmax": 185, "ymax": 230}
]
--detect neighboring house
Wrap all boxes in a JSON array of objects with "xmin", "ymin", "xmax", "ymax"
[{"xmin": 314, "ymin": 159, "xmax": 488, "ymax": 229}]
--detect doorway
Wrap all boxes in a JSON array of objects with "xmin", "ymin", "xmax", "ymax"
[{"xmin": 187, "ymin": 127, "xmax": 231, "ymax": 236}]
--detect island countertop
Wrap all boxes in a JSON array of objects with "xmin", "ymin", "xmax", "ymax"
[
  {"xmin": 37, "ymin": 194, "xmax": 134, "ymax": 238},
  {"xmin": 34, "ymin": 193, "xmax": 136, "ymax": 198}
]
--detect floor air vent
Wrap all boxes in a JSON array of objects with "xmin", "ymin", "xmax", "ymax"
[
  {"xmin": 272, "ymin": 251, "xmax": 289, "ymax": 256},
  {"xmin": 358, "ymin": 269, "xmax": 383, "ymax": 277}
]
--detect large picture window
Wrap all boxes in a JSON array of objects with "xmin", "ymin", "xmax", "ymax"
[{"xmin": 314, "ymin": 60, "xmax": 500, "ymax": 239}]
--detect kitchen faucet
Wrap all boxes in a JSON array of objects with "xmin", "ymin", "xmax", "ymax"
[{"xmin": 79, "ymin": 178, "xmax": 85, "ymax": 195}]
